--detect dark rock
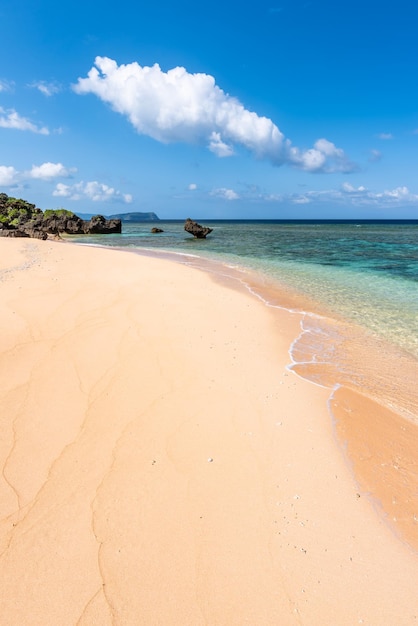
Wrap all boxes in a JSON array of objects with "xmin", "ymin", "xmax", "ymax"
[
  {"xmin": 84, "ymin": 215, "xmax": 122, "ymax": 234},
  {"xmin": 22, "ymin": 228, "xmax": 48, "ymax": 240},
  {"xmin": 25, "ymin": 213, "xmax": 121, "ymax": 236},
  {"xmin": 41, "ymin": 214, "xmax": 85, "ymax": 235},
  {"xmin": 184, "ymin": 218, "xmax": 213, "ymax": 239},
  {"xmin": 0, "ymin": 228, "xmax": 30, "ymax": 238},
  {"xmin": 151, "ymin": 227, "xmax": 164, "ymax": 233}
]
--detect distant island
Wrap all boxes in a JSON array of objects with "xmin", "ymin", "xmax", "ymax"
[{"xmin": 78, "ymin": 211, "xmax": 160, "ymax": 222}]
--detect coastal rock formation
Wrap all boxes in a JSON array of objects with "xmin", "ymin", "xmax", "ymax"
[
  {"xmin": 184, "ymin": 218, "xmax": 213, "ymax": 239},
  {"xmin": 0, "ymin": 193, "xmax": 121, "ymax": 238},
  {"xmin": 151, "ymin": 227, "xmax": 164, "ymax": 233},
  {"xmin": 0, "ymin": 228, "xmax": 32, "ymax": 238},
  {"xmin": 85, "ymin": 214, "xmax": 121, "ymax": 234}
]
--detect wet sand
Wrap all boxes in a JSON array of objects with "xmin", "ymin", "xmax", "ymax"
[{"xmin": 0, "ymin": 237, "xmax": 417, "ymax": 625}]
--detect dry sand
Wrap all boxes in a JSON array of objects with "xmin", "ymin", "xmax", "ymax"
[{"xmin": 0, "ymin": 237, "xmax": 417, "ymax": 625}]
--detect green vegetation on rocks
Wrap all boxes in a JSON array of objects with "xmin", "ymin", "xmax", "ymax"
[
  {"xmin": 0, "ymin": 193, "xmax": 42, "ymax": 228},
  {"xmin": 43, "ymin": 209, "xmax": 77, "ymax": 219}
]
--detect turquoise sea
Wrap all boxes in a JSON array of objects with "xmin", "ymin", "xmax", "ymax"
[{"xmin": 73, "ymin": 220, "xmax": 418, "ymax": 421}]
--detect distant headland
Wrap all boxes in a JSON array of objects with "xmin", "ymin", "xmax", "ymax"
[{"xmin": 79, "ymin": 211, "xmax": 160, "ymax": 222}]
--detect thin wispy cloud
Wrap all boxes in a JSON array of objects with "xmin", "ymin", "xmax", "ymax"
[
  {"xmin": 368, "ymin": 149, "xmax": 382, "ymax": 162},
  {"xmin": 29, "ymin": 81, "xmax": 61, "ymax": 97},
  {"xmin": 73, "ymin": 57, "xmax": 356, "ymax": 174},
  {"xmin": 376, "ymin": 132, "xmax": 393, "ymax": 140},
  {"xmin": 53, "ymin": 181, "xmax": 133, "ymax": 203},
  {"xmin": 291, "ymin": 195, "xmax": 311, "ymax": 204},
  {"xmin": 210, "ymin": 187, "xmax": 240, "ymax": 200},
  {"xmin": 0, "ymin": 107, "xmax": 49, "ymax": 134},
  {"xmin": 304, "ymin": 183, "xmax": 418, "ymax": 206},
  {"xmin": 205, "ymin": 181, "xmax": 418, "ymax": 208},
  {"xmin": 0, "ymin": 79, "xmax": 14, "ymax": 93},
  {"xmin": 341, "ymin": 182, "xmax": 367, "ymax": 193}
]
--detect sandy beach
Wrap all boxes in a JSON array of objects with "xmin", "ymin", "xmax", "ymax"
[{"xmin": 0, "ymin": 237, "xmax": 417, "ymax": 625}]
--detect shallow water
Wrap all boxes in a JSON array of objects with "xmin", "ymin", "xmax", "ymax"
[{"xmin": 72, "ymin": 220, "xmax": 418, "ymax": 420}]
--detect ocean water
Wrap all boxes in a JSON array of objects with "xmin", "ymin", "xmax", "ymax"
[{"xmin": 72, "ymin": 220, "xmax": 418, "ymax": 421}]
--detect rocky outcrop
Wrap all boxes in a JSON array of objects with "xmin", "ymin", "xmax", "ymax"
[
  {"xmin": 84, "ymin": 215, "xmax": 121, "ymax": 234},
  {"xmin": 0, "ymin": 193, "xmax": 122, "ymax": 238},
  {"xmin": 27, "ymin": 213, "xmax": 85, "ymax": 235},
  {"xmin": 0, "ymin": 228, "xmax": 31, "ymax": 238},
  {"xmin": 184, "ymin": 218, "xmax": 213, "ymax": 239},
  {"xmin": 151, "ymin": 227, "xmax": 164, "ymax": 233}
]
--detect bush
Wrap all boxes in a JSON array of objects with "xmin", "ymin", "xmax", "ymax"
[{"xmin": 43, "ymin": 209, "xmax": 76, "ymax": 219}]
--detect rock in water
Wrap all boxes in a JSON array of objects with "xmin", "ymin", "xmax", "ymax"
[{"xmin": 184, "ymin": 218, "xmax": 213, "ymax": 239}]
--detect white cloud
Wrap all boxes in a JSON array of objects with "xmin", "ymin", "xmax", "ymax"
[
  {"xmin": 29, "ymin": 81, "xmax": 61, "ymax": 97},
  {"xmin": 0, "ymin": 107, "xmax": 49, "ymax": 134},
  {"xmin": 0, "ymin": 165, "xmax": 19, "ymax": 186},
  {"xmin": 341, "ymin": 182, "xmax": 366, "ymax": 193},
  {"xmin": 29, "ymin": 162, "xmax": 76, "ymax": 180},
  {"xmin": 188, "ymin": 183, "xmax": 197, "ymax": 190},
  {"xmin": 53, "ymin": 181, "xmax": 132, "ymax": 203},
  {"xmin": 0, "ymin": 160, "xmax": 131, "ymax": 203},
  {"xmin": 291, "ymin": 195, "xmax": 311, "ymax": 204},
  {"xmin": 0, "ymin": 161, "xmax": 76, "ymax": 184},
  {"xmin": 74, "ymin": 56, "xmax": 355, "ymax": 173},
  {"xmin": 300, "ymin": 184, "xmax": 418, "ymax": 206},
  {"xmin": 289, "ymin": 139, "xmax": 356, "ymax": 173},
  {"xmin": 208, "ymin": 131, "xmax": 234, "ymax": 157},
  {"xmin": 210, "ymin": 187, "xmax": 239, "ymax": 200},
  {"xmin": 376, "ymin": 132, "xmax": 393, "ymax": 140},
  {"xmin": 373, "ymin": 186, "xmax": 413, "ymax": 200},
  {"xmin": 231, "ymin": 182, "xmax": 418, "ymax": 208}
]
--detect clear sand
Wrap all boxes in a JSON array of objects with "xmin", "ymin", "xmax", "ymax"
[{"xmin": 0, "ymin": 237, "xmax": 417, "ymax": 625}]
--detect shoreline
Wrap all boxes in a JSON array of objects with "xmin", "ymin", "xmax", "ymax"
[
  {"xmin": 1, "ymin": 237, "xmax": 417, "ymax": 624},
  {"xmin": 126, "ymin": 243, "xmax": 418, "ymax": 552}
]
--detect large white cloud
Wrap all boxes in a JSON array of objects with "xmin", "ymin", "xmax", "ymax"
[
  {"xmin": 73, "ymin": 57, "xmax": 355, "ymax": 173},
  {"xmin": 53, "ymin": 181, "xmax": 132, "ymax": 203},
  {"xmin": 0, "ymin": 107, "xmax": 49, "ymax": 134}
]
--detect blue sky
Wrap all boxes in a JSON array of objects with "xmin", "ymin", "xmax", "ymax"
[{"xmin": 1, "ymin": 0, "xmax": 418, "ymax": 219}]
